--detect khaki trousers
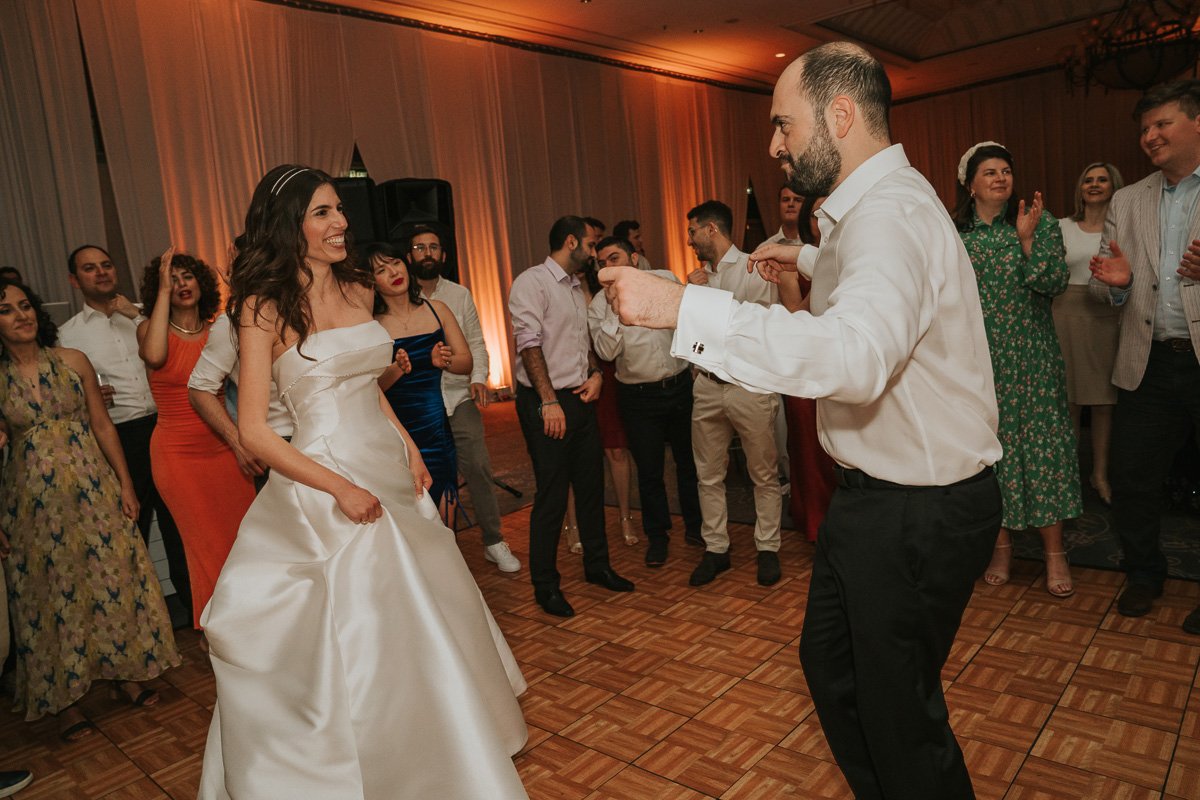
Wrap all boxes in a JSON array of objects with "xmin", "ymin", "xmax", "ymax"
[{"xmin": 691, "ymin": 372, "xmax": 782, "ymax": 553}]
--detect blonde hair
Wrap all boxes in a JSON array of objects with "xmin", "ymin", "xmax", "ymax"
[{"xmin": 1071, "ymin": 162, "xmax": 1125, "ymax": 221}]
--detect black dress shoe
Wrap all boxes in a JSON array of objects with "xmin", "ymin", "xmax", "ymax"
[
  {"xmin": 645, "ymin": 539, "xmax": 669, "ymax": 567},
  {"xmin": 584, "ymin": 567, "xmax": 635, "ymax": 592},
  {"xmin": 684, "ymin": 530, "xmax": 704, "ymax": 547},
  {"xmin": 1183, "ymin": 604, "xmax": 1200, "ymax": 635},
  {"xmin": 689, "ymin": 551, "xmax": 731, "ymax": 586},
  {"xmin": 535, "ymin": 589, "xmax": 575, "ymax": 617},
  {"xmin": 1117, "ymin": 583, "xmax": 1162, "ymax": 617},
  {"xmin": 756, "ymin": 550, "xmax": 781, "ymax": 586}
]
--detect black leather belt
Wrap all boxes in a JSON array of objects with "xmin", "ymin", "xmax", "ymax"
[
  {"xmin": 697, "ymin": 369, "xmax": 729, "ymax": 386},
  {"xmin": 628, "ymin": 370, "xmax": 690, "ymax": 391},
  {"xmin": 1155, "ymin": 338, "xmax": 1194, "ymax": 353},
  {"xmin": 835, "ymin": 465, "xmax": 994, "ymax": 491}
]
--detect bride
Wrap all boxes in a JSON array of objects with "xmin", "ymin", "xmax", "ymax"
[{"xmin": 197, "ymin": 164, "xmax": 529, "ymax": 799}]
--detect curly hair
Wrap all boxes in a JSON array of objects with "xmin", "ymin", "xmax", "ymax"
[
  {"xmin": 228, "ymin": 164, "xmax": 372, "ymax": 358},
  {"xmin": 0, "ymin": 279, "xmax": 59, "ymax": 348},
  {"xmin": 139, "ymin": 251, "xmax": 221, "ymax": 322}
]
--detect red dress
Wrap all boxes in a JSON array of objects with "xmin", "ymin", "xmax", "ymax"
[
  {"xmin": 594, "ymin": 359, "xmax": 627, "ymax": 450},
  {"xmin": 149, "ymin": 331, "xmax": 256, "ymax": 628},
  {"xmin": 786, "ymin": 274, "xmax": 837, "ymax": 542},
  {"xmin": 784, "ymin": 397, "xmax": 836, "ymax": 542}
]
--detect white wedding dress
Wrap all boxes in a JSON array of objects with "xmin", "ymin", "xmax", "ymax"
[{"xmin": 197, "ymin": 321, "xmax": 528, "ymax": 799}]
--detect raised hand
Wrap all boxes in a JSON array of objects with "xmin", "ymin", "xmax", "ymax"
[
  {"xmin": 598, "ymin": 266, "xmax": 686, "ymax": 330},
  {"xmin": 1015, "ymin": 191, "xmax": 1045, "ymax": 249},
  {"xmin": 1089, "ymin": 241, "xmax": 1132, "ymax": 288},
  {"xmin": 157, "ymin": 245, "xmax": 177, "ymax": 295}
]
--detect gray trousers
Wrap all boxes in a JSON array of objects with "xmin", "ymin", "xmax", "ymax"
[{"xmin": 449, "ymin": 399, "xmax": 505, "ymax": 546}]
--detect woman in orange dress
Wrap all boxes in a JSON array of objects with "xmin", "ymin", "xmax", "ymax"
[{"xmin": 137, "ymin": 247, "xmax": 256, "ymax": 629}]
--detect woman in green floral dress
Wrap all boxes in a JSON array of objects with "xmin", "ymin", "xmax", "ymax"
[
  {"xmin": 0, "ymin": 279, "xmax": 180, "ymax": 739},
  {"xmin": 953, "ymin": 142, "xmax": 1082, "ymax": 598}
]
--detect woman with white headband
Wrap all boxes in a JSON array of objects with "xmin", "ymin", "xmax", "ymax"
[
  {"xmin": 197, "ymin": 164, "xmax": 529, "ymax": 798},
  {"xmin": 952, "ymin": 142, "xmax": 1081, "ymax": 598}
]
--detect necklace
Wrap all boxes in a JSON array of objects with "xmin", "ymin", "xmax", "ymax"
[{"xmin": 169, "ymin": 318, "xmax": 204, "ymax": 335}]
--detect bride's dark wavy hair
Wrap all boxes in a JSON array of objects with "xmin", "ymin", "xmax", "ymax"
[{"xmin": 228, "ymin": 164, "xmax": 372, "ymax": 357}]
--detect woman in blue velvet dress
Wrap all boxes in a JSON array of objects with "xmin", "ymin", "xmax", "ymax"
[{"xmin": 366, "ymin": 241, "xmax": 472, "ymax": 506}]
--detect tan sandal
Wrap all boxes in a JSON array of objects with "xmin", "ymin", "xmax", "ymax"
[
  {"xmin": 1044, "ymin": 551, "xmax": 1075, "ymax": 598},
  {"xmin": 984, "ymin": 542, "xmax": 1012, "ymax": 586},
  {"xmin": 620, "ymin": 513, "xmax": 638, "ymax": 546}
]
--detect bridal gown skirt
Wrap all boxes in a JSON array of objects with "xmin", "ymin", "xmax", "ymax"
[{"xmin": 197, "ymin": 324, "xmax": 528, "ymax": 799}]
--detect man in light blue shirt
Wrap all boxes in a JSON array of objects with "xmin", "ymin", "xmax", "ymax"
[{"xmin": 1090, "ymin": 79, "xmax": 1200, "ymax": 634}]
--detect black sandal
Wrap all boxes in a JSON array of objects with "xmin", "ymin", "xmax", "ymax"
[
  {"xmin": 111, "ymin": 681, "xmax": 159, "ymax": 707},
  {"xmin": 57, "ymin": 708, "xmax": 95, "ymax": 743}
]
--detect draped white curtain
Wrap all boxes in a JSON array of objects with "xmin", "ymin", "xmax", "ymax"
[
  {"xmin": 6, "ymin": 0, "xmax": 781, "ymax": 384},
  {"xmin": 76, "ymin": 0, "xmax": 356, "ymax": 287},
  {"xmin": 0, "ymin": 0, "xmax": 106, "ymax": 314}
]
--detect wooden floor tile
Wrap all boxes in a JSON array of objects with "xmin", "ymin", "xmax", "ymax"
[
  {"xmin": 638, "ymin": 718, "xmax": 774, "ymax": 795},
  {"xmin": 560, "ymin": 695, "xmax": 689, "ymax": 761},
  {"xmin": 947, "ymin": 685, "xmax": 1055, "ymax": 751},
  {"xmin": 719, "ymin": 745, "xmax": 853, "ymax": 799},
  {"xmin": 516, "ymin": 735, "xmax": 625, "ymax": 797},
  {"xmin": 585, "ymin": 765, "xmax": 709, "ymax": 800},
  {"xmin": 1031, "ymin": 707, "xmax": 1176, "ymax": 789},
  {"xmin": 1166, "ymin": 735, "xmax": 1200, "ymax": 800},
  {"xmin": 691, "ymin": 680, "xmax": 813, "ymax": 744},
  {"xmin": 3, "ymin": 505, "xmax": 1199, "ymax": 799}
]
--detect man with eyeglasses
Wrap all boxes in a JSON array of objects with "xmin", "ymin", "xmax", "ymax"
[{"xmin": 403, "ymin": 224, "xmax": 520, "ymax": 573}]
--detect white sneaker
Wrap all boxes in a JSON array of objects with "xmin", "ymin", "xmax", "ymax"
[{"xmin": 484, "ymin": 542, "xmax": 520, "ymax": 573}]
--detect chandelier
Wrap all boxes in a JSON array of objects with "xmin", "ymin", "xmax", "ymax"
[{"xmin": 1062, "ymin": 0, "xmax": 1200, "ymax": 91}]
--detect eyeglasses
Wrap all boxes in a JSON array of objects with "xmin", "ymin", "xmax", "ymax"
[{"xmin": 411, "ymin": 243, "xmax": 443, "ymax": 255}]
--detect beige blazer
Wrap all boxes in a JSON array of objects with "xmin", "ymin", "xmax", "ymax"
[{"xmin": 1089, "ymin": 170, "xmax": 1200, "ymax": 389}]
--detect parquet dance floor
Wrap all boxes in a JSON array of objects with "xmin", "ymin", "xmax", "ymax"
[{"xmin": 3, "ymin": 506, "xmax": 1199, "ymax": 799}]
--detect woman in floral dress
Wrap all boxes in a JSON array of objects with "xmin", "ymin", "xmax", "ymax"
[
  {"xmin": 0, "ymin": 279, "xmax": 179, "ymax": 740},
  {"xmin": 952, "ymin": 142, "xmax": 1082, "ymax": 598}
]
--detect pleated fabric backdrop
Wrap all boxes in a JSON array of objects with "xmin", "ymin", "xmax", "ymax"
[{"xmin": 0, "ymin": 0, "xmax": 1159, "ymax": 386}]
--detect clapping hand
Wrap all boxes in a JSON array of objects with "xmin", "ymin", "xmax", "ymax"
[
  {"xmin": 1179, "ymin": 239, "xmax": 1200, "ymax": 282},
  {"xmin": 393, "ymin": 347, "xmax": 412, "ymax": 375},
  {"xmin": 431, "ymin": 342, "xmax": 453, "ymax": 370},
  {"xmin": 1089, "ymin": 241, "xmax": 1132, "ymax": 288},
  {"xmin": 1015, "ymin": 191, "xmax": 1045, "ymax": 251}
]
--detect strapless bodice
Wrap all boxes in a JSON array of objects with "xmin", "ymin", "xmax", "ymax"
[{"xmin": 273, "ymin": 321, "xmax": 392, "ymax": 453}]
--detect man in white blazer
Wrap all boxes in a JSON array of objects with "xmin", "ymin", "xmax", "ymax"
[{"xmin": 1090, "ymin": 79, "xmax": 1200, "ymax": 634}]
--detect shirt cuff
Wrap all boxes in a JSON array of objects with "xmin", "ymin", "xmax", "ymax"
[
  {"xmin": 798, "ymin": 245, "xmax": 818, "ymax": 280},
  {"xmin": 670, "ymin": 284, "xmax": 734, "ymax": 372},
  {"xmin": 1109, "ymin": 283, "xmax": 1131, "ymax": 306}
]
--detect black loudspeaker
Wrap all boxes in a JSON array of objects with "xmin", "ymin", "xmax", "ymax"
[
  {"xmin": 331, "ymin": 177, "xmax": 387, "ymax": 245},
  {"xmin": 379, "ymin": 178, "xmax": 457, "ymax": 283}
]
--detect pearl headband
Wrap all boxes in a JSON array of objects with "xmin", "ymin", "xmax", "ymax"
[
  {"xmin": 270, "ymin": 167, "xmax": 310, "ymax": 196},
  {"xmin": 957, "ymin": 141, "xmax": 1005, "ymax": 186}
]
